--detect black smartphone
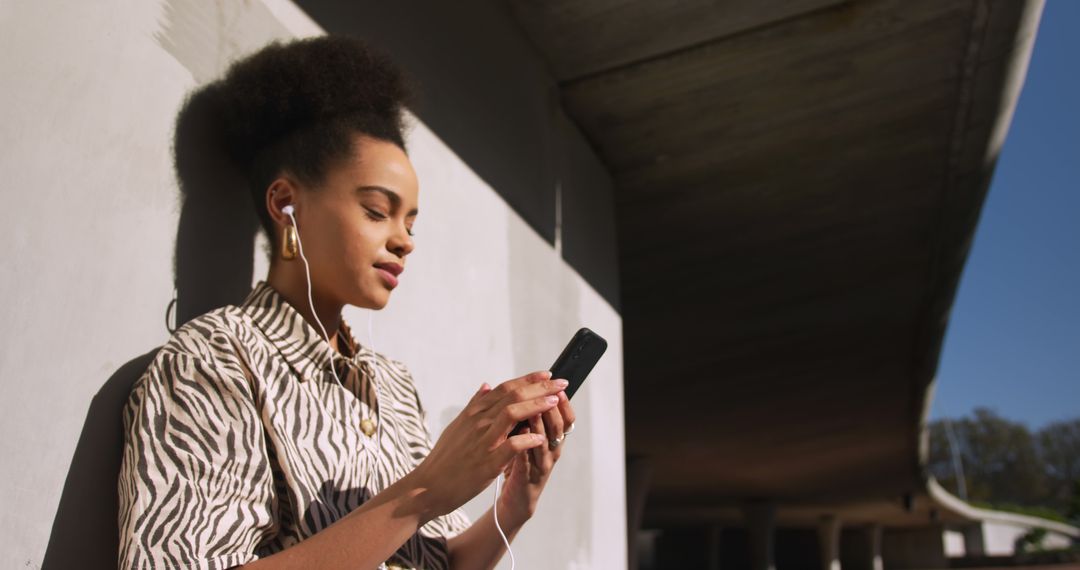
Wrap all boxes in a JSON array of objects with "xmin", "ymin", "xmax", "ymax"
[{"xmin": 510, "ymin": 327, "xmax": 608, "ymax": 435}]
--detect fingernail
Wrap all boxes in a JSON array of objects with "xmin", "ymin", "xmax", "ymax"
[
  {"xmin": 546, "ymin": 395, "xmax": 559, "ymax": 405},
  {"xmin": 554, "ymin": 379, "xmax": 569, "ymax": 388}
]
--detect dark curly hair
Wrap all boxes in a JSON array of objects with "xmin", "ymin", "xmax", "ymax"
[{"xmin": 179, "ymin": 35, "xmax": 415, "ymax": 238}]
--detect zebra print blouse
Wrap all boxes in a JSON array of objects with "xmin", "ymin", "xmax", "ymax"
[{"xmin": 118, "ymin": 281, "xmax": 471, "ymax": 569}]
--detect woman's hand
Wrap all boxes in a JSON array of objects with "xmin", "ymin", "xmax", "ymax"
[
  {"xmin": 408, "ymin": 370, "xmax": 569, "ymax": 521},
  {"xmin": 493, "ymin": 383, "xmax": 576, "ymax": 529}
]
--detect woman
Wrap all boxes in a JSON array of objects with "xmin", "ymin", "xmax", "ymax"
[{"xmin": 118, "ymin": 35, "xmax": 575, "ymax": 570}]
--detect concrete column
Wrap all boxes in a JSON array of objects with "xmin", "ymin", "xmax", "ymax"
[
  {"xmin": 707, "ymin": 524, "xmax": 722, "ymax": 570},
  {"xmin": 625, "ymin": 456, "xmax": 653, "ymax": 570},
  {"xmin": 840, "ymin": 523, "xmax": 883, "ymax": 570},
  {"xmin": 881, "ymin": 524, "xmax": 947, "ymax": 569},
  {"xmin": 961, "ymin": 523, "xmax": 985, "ymax": 556},
  {"xmin": 818, "ymin": 515, "xmax": 842, "ymax": 570},
  {"xmin": 867, "ymin": 524, "xmax": 884, "ymax": 570},
  {"xmin": 742, "ymin": 502, "xmax": 776, "ymax": 570}
]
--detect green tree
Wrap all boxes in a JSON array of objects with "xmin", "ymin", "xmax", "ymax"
[
  {"xmin": 928, "ymin": 408, "xmax": 1046, "ymax": 507},
  {"xmin": 1038, "ymin": 419, "xmax": 1080, "ymax": 515},
  {"xmin": 929, "ymin": 410, "xmax": 1080, "ymax": 523},
  {"xmin": 1066, "ymin": 479, "xmax": 1080, "ymax": 524}
]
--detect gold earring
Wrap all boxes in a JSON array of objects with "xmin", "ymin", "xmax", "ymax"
[{"xmin": 282, "ymin": 225, "xmax": 299, "ymax": 260}]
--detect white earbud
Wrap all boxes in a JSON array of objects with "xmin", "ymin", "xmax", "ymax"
[{"xmin": 284, "ymin": 202, "xmax": 342, "ymax": 390}]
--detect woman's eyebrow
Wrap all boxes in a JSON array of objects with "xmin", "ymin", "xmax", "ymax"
[{"xmin": 357, "ymin": 185, "xmax": 418, "ymax": 216}]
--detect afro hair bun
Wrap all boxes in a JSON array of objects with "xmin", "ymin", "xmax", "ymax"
[
  {"xmin": 215, "ymin": 35, "xmax": 414, "ymax": 168},
  {"xmin": 179, "ymin": 35, "xmax": 416, "ymax": 238}
]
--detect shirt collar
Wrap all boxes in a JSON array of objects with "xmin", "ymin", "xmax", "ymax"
[{"xmin": 241, "ymin": 280, "xmax": 363, "ymax": 383}]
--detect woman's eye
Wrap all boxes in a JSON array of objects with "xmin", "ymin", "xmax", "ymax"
[{"xmin": 365, "ymin": 206, "xmax": 414, "ymax": 237}]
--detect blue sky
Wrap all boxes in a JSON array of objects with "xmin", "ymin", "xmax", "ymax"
[{"xmin": 929, "ymin": 0, "xmax": 1080, "ymax": 429}]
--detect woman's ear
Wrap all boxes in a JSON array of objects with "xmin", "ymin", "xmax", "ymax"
[{"xmin": 266, "ymin": 177, "xmax": 300, "ymax": 226}]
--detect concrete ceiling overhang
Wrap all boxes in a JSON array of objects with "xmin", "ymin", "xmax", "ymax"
[{"xmin": 508, "ymin": 0, "xmax": 1043, "ymax": 520}]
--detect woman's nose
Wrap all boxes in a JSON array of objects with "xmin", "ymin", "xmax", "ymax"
[{"xmin": 389, "ymin": 225, "xmax": 414, "ymax": 257}]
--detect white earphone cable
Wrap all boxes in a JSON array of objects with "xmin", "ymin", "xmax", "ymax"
[
  {"xmin": 494, "ymin": 473, "xmax": 516, "ymax": 570},
  {"xmin": 367, "ymin": 312, "xmax": 515, "ymax": 566},
  {"xmin": 365, "ymin": 311, "xmax": 385, "ymax": 464},
  {"xmin": 287, "ymin": 209, "xmax": 388, "ymax": 570},
  {"xmin": 286, "ymin": 210, "xmax": 343, "ymax": 389},
  {"xmin": 286, "ymin": 207, "xmax": 510, "ymax": 568}
]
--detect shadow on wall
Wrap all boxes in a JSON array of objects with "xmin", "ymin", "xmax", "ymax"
[
  {"xmin": 41, "ymin": 351, "xmax": 159, "ymax": 570},
  {"xmin": 41, "ymin": 84, "xmax": 258, "ymax": 569},
  {"xmin": 171, "ymin": 81, "xmax": 260, "ymax": 324}
]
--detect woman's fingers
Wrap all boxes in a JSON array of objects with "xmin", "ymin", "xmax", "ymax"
[
  {"xmin": 476, "ymin": 371, "xmax": 567, "ymax": 413},
  {"xmin": 487, "ymin": 394, "xmax": 560, "ymax": 438},
  {"xmin": 449, "ymin": 372, "xmax": 575, "ymax": 494},
  {"xmin": 557, "ymin": 390, "xmax": 576, "ymax": 428},
  {"xmin": 542, "ymin": 392, "xmax": 575, "ymax": 463},
  {"xmin": 541, "ymin": 399, "xmax": 565, "ymax": 449},
  {"xmin": 497, "ymin": 432, "xmax": 546, "ymax": 466},
  {"xmin": 421, "ymin": 375, "xmax": 574, "ymax": 517},
  {"xmin": 528, "ymin": 413, "xmax": 551, "ymax": 476},
  {"xmin": 466, "ymin": 383, "xmax": 491, "ymax": 407},
  {"xmin": 529, "ymin": 412, "xmax": 545, "ymax": 439}
]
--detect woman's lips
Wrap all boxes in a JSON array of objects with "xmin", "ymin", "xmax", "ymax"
[{"xmin": 375, "ymin": 266, "xmax": 399, "ymax": 288}]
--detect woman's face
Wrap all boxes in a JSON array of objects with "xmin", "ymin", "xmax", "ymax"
[{"xmin": 285, "ymin": 134, "xmax": 419, "ymax": 310}]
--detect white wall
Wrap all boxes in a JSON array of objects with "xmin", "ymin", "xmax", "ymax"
[
  {"xmin": 943, "ymin": 529, "xmax": 966, "ymax": 557},
  {"xmin": 0, "ymin": 0, "xmax": 626, "ymax": 568},
  {"xmin": 981, "ymin": 520, "xmax": 1075, "ymax": 556},
  {"xmin": 370, "ymin": 119, "xmax": 626, "ymax": 570}
]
